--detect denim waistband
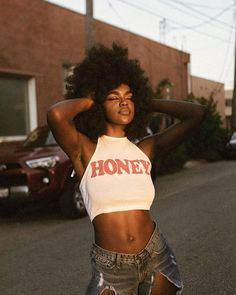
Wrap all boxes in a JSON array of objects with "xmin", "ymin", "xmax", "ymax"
[{"xmin": 91, "ymin": 222, "xmax": 160, "ymax": 265}]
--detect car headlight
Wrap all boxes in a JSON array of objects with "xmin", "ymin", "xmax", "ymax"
[{"xmin": 26, "ymin": 156, "xmax": 60, "ymax": 168}]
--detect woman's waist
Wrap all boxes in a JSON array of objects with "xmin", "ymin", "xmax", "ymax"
[{"xmin": 92, "ymin": 210, "xmax": 155, "ymax": 253}]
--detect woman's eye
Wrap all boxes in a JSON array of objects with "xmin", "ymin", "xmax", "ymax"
[
  {"xmin": 106, "ymin": 95, "xmax": 133, "ymax": 101},
  {"xmin": 107, "ymin": 96, "xmax": 119, "ymax": 101},
  {"xmin": 125, "ymin": 96, "xmax": 133, "ymax": 101}
]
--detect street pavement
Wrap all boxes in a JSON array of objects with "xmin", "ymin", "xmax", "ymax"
[{"xmin": 0, "ymin": 160, "xmax": 235, "ymax": 295}]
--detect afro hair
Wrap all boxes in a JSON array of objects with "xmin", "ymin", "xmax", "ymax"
[{"xmin": 65, "ymin": 43, "xmax": 154, "ymax": 141}]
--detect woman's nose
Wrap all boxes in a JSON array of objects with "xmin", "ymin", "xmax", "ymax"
[{"xmin": 119, "ymin": 98, "xmax": 128, "ymax": 106}]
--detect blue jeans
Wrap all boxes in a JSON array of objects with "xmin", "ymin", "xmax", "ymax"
[{"xmin": 86, "ymin": 223, "xmax": 183, "ymax": 294}]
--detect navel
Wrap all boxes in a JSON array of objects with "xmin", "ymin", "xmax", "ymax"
[{"xmin": 128, "ymin": 235, "xmax": 135, "ymax": 242}]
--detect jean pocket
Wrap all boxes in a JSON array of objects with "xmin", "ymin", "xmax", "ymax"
[{"xmin": 92, "ymin": 253, "xmax": 116, "ymax": 270}]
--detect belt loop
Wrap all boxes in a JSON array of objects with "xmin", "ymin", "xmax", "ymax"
[{"xmin": 116, "ymin": 253, "xmax": 121, "ymax": 268}]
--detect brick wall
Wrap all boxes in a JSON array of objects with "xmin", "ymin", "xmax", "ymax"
[{"xmin": 0, "ymin": 0, "xmax": 189, "ymax": 129}]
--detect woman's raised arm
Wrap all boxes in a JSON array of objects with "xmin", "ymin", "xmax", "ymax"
[
  {"xmin": 47, "ymin": 97, "xmax": 94, "ymax": 160},
  {"xmin": 137, "ymin": 99, "xmax": 207, "ymax": 160}
]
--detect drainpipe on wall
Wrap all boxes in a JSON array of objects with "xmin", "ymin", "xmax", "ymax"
[
  {"xmin": 187, "ymin": 61, "xmax": 192, "ymax": 95},
  {"xmin": 231, "ymin": 0, "xmax": 236, "ymax": 132}
]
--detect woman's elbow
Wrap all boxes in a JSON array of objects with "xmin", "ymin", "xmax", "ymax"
[{"xmin": 47, "ymin": 107, "xmax": 61, "ymax": 127}]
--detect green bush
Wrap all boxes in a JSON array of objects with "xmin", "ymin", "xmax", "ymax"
[
  {"xmin": 153, "ymin": 144, "xmax": 189, "ymax": 177},
  {"xmin": 184, "ymin": 94, "xmax": 228, "ymax": 161},
  {"xmin": 149, "ymin": 80, "xmax": 228, "ymax": 175}
]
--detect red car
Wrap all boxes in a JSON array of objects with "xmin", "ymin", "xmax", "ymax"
[{"xmin": 0, "ymin": 126, "xmax": 86, "ymax": 218}]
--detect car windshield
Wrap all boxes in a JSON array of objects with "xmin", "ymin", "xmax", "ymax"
[
  {"xmin": 23, "ymin": 127, "xmax": 57, "ymax": 148},
  {"xmin": 231, "ymin": 132, "xmax": 236, "ymax": 140}
]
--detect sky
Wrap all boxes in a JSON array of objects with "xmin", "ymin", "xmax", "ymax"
[{"xmin": 46, "ymin": 0, "xmax": 235, "ymax": 90}]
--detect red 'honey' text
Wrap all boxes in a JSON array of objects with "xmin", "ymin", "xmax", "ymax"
[{"xmin": 90, "ymin": 158, "xmax": 150, "ymax": 178}]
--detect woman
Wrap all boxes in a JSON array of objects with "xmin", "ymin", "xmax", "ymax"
[{"xmin": 47, "ymin": 43, "xmax": 206, "ymax": 295}]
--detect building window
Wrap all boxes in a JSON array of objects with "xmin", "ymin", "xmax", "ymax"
[
  {"xmin": 226, "ymin": 99, "xmax": 232, "ymax": 107},
  {"xmin": 62, "ymin": 64, "xmax": 75, "ymax": 95},
  {"xmin": 0, "ymin": 74, "xmax": 37, "ymax": 141}
]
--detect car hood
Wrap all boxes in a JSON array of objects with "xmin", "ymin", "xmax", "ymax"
[{"xmin": 0, "ymin": 146, "xmax": 63, "ymax": 163}]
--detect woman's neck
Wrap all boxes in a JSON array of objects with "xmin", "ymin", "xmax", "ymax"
[{"xmin": 105, "ymin": 125, "xmax": 126, "ymax": 138}]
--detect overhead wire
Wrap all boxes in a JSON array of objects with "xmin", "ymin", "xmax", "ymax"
[
  {"xmin": 104, "ymin": 1, "xmax": 191, "ymax": 66},
  {"xmin": 212, "ymin": 13, "xmax": 235, "ymax": 93},
  {"xmin": 112, "ymin": 0, "xmax": 235, "ymax": 90},
  {"xmin": 162, "ymin": 0, "xmax": 234, "ymax": 30},
  {"xmin": 173, "ymin": 2, "xmax": 234, "ymax": 10},
  {"xmin": 115, "ymin": 0, "xmax": 234, "ymax": 44},
  {"xmin": 126, "ymin": 0, "xmax": 234, "ymax": 31},
  {"xmin": 163, "ymin": 3, "xmax": 235, "ymax": 31},
  {"xmin": 157, "ymin": 0, "xmax": 235, "ymax": 89},
  {"xmin": 107, "ymin": 0, "xmax": 128, "ymax": 27},
  {"xmin": 159, "ymin": 0, "xmax": 234, "ymax": 31}
]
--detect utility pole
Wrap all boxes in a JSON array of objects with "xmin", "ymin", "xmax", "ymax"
[
  {"xmin": 231, "ymin": 1, "xmax": 236, "ymax": 132},
  {"xmin": 85, "ymin": 0, "xmax": 94, "ymax": 53},
  {"xmin": 159, "ymin": 18, "xmax": 166, "ymax": 44}
]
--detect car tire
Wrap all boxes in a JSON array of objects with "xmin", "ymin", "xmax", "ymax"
[{"xmin": 59, "ymin": 177, "xmax": 87, "ymax": 219}]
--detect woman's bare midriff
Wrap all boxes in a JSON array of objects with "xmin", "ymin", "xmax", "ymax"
[{"xmin": 92, "ymin": 210, "xmax": 155, "ymax": 254}]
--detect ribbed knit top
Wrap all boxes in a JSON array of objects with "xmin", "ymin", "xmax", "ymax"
[{"xmin": 79, "ymin": 135, "xmax": 155, "ymax": 221}]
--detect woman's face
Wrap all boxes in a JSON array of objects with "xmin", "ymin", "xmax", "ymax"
[{"xmin": 103, "ymin": 84, "xmax": 135, "ymax": 127}]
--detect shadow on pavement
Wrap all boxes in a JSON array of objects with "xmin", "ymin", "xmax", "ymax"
[{"xmin": 0, "ymin": 198, "xmax": 66, "ymax": 223}]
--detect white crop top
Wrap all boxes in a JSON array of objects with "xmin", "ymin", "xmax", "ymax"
[{"xmin": 79, "ymin": 135, "xmax": 155, "ymax": 221}]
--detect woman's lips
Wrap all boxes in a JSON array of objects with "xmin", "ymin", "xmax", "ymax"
[{"xmin": 119, "ymin": 108, "xmax": 130, "ymax": 115}]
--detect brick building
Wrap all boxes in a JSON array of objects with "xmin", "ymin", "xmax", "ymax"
[
  {"xmin": 0, "ymin": 0, "xmax": 190, "ymax": 142},
  {"xmin": 191, "ymin": 76, "xmax": 225, "ymax": 127}
]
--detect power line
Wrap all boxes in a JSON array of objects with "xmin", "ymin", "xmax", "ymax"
[
  {"xmin": 162, "ymin": 0, "xmax": 234, "ymax": 30},
  {"xmin": 212, "ymin": 15, "xmax": 235, "ymax": 93},
  {"xmin": 231, "ymin": 0, "xmax": 236, "ymax": 131},
  {"xmin": 164, "ymin": 3, "xmax": 235, "ymax": 31},
  {"xmin": 162, "ymin": 0, "xmax": 235, "ymax": 29},
  {"xmin": 107, "ymin": 0, "xmax": 128, "ymax": 27},
  {"xmin": 115, "ymin": 0, "xmax": 234, "ymax": 44},
  {"xmin": 125, "ymin": 0, "xmax": 234, "ymax": 33},
  {"xmin": 175, "ymin": 1, "xmax": 234, "ymax": 10}
]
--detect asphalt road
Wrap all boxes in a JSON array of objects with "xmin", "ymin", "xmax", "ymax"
[{"xmin": 0, "ymin": 160, "xmax": 235, "ymax": 295}]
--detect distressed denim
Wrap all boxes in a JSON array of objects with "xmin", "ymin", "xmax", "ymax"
[{"xmin": 85, "ymin": 223, "xmax": 183, "ymax": 294}]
